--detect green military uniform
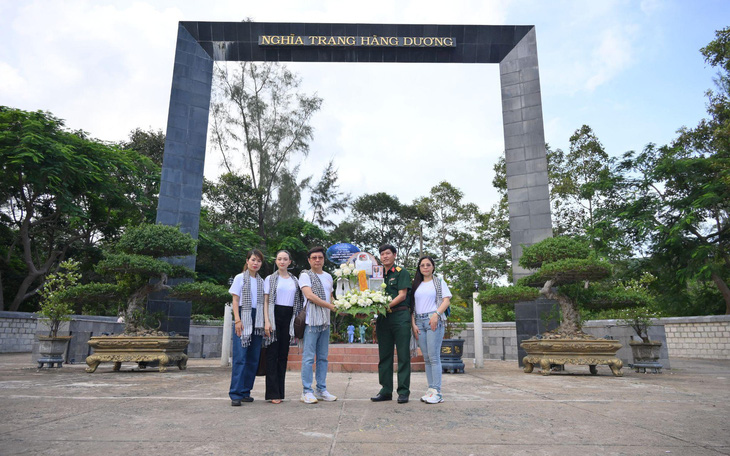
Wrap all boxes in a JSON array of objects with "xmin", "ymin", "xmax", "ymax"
[{"xmin": 376, "ymin": 265, "xmax": 412, "ymax": 397}]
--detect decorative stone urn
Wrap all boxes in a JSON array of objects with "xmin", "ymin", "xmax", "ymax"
[
  {"xmin": 85, "ymin": 335, "xmax": 189, "ymax": 373},
  {"xmin": 629, "ymin": 341, "xmax": 663, "ymax": 373},
  {"xmin": 521, "ymin": 338, "xmax": 623, "ymax": 376},
  {"xmin": 441, "ymin": 338, "xmax": 465, "ymax": 373},
  {"xmin": 37, "ymin": 336, "xmax": 73, "ymax": 368}
]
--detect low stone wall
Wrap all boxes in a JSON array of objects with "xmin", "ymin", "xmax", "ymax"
[
  {"xmin": 662, "ymin": 315, "xmax": 730, "ymax": 360},
  {"xmin": 3, "ymin": 313, "xmax": 728, "ymax": 363},
  {"xmin": 458, "ymin": 319, "xmax": 672, "ymax": 368},
  {"xmin": 0, "ymin": 311, "xmax": 38, "ymax": 353},
  {"xmin": 188, "ymin": 324, "xmax": 224, "ymax": 359}
]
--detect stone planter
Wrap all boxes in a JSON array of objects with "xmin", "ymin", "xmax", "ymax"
[
  {"xmin": 440, "ymin": 338, "xmax": 465, "ymax": 373},
  {"xmin": 629, "ymin": 341, "xmax": 663, "ymax": 373},
  {"xmin": 85, "ymin": 335, "xmax": 189, "ymax": 373},
  {"xmin": 37, "ymin": 336, "xmax": 72, "ymax": 368},
  {"xmin": 521, "ymin": 338, "xmax": 623, "ymax": 376}
]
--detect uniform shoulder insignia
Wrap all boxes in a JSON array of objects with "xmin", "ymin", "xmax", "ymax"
[{"xmin": 395, "ymin": 266, "xmax": 402, "ymax": 272}]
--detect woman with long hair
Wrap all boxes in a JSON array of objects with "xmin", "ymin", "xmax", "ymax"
[
  {"xmin": 263, "ymin": 250, "xmax": 304, "ymax": 403},
  {"xmin": 410, "ymin": 255, "xmax": 452, "ymax": 404},
  {"xmin": 228, "ymin": 249, "xmax": 266, "ymax": 406}
]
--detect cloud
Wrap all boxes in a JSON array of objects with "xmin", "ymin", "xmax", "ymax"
[
  {"xmin": 4, "ymin": 1, "xmax": 183, "ymax": 139},
  {"xmin": 585, "ymin": 25, "xmax": 637, "ymax": 91},
  {"xmin": 0, "ymin": 61, "xmax": 30, "ymax": 100}
]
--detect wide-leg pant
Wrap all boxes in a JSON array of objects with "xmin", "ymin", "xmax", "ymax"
[
  {"xmin": 229, "ymin": 307, "xmax": 263, "ymax": 400},
  {"xmin": 265, "ymin": 305, "xmax": 293, "ymax": 400}
]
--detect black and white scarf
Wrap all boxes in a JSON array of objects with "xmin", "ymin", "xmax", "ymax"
[
  {"xmin": 239, "ymin": 272, "xmax": 265, "ymax": 348},
  {"xmin": 433, "ymin": 274, "xmax": 445, "ymax": 321},
  {"xmin": 303, "ymin": 270, "xmax": 330, "ymax": 332},
  {"xmin": 266, "ymin": 273, "xmax": 304, "ymax": 340}
]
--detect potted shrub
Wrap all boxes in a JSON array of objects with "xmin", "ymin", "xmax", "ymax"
[
  {"xmin": 617, "ymin": 305, "xmax": 663, "ymax": 372},
  {"xmin": 64, "ymin": 223, "xmax": 229, "ymax": 372},
  {"xmin": 479, "ymin": 236, "xmax": 629, "ymax": 376},
  {"xmin": 35, "ymin": 259, "xmax": 79, "ymax": 368}
]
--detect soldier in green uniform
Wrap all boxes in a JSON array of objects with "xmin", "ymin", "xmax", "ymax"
[{"xmin": 371, "ymin": 244, "xmax": 412, "ymax": 403}]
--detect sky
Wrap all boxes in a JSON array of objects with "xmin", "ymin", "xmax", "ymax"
[{"xmin": 1, "ymin": 0, "xmax": 728, "ymax": 220}]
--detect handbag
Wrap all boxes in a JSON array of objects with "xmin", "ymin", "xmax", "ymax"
[{"xmin": 293, "ymin": 304, "xmax": 307, "ymax": 339}]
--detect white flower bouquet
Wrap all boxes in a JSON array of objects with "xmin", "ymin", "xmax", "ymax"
[
  {"xmin": 333, "ymin": 262, "xmax": 359, "ymax": 281},
  {"xmin": 333, "ymin": 286, "xmax": 391, "ymax": 318}
]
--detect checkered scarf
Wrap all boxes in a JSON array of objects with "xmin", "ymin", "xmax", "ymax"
[
  {"xmin": 266, "ymin": 273, "xmax": 304, "ymax": 340},
  {"xmin": 303, "ymin": 270, "xmax": 330, "ymax": 332},
  {"xmin": 239, "ymin": 272, "xmax": 265, "ymax": 348},
  {"xmin": 433, "ymin": 274, "xmax": 445, "ymax": 321}
]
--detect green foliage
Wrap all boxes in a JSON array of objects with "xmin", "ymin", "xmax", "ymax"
[
  {"xmin": 308, "ymin": 160, "xmax": 351, "ymax": 229},
  {"xmin": 115, "ymin": 224, "xmax": 197, "ymax": 258},
  {"xmin": 478, "ymin": 286, "xmax": 539, "ymax": 305},
  {"xmin": 97, "ymin": 253, "xmax": 174, "ymax": 277},
  {"xmin": 63, "ymin": 223, "xmax": 200, "ymax": 333},
  {"xmin": 36, "ymin": 260, "xmax": 80, "ymax": 337},
  {"xmin": 527, "ymin": 257, "xmax": 612, "ymax": 286},
  {"xmin": 518, "ymin": 236, "xmax": 592, "ymax": 269},
  {"xmin": 0, "ymin": 107, "xmax": 158, "ymax": 311},
  {"xmin": 59, "ymin": 283, "xmax": 125, "ymax": 316},
  {"xmin": 169, "ymin": 281, "xmax": 230, "ymax": 306},
  {"xmin": 210, "ymin": 61, "xmax": 323, "ymax": 240},
  {"xmin": 616, "ymin": 306, "xmax": 662, "ymax": 343},
  {"xmin": 480, "ymin": 304, "xmax": 515, "ymax": 322}
]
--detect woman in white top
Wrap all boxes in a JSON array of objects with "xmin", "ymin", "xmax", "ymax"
[
  {"xmin": 263, "ymin": 250, "xmax": 303, "ymax": 403},
  {"xmin": 410, "ymin": 255, "xmax": 452, "ymax": 404},
  {"xmin": 228, "ymin": 249, "xmax": 266, "ymax": 406}
]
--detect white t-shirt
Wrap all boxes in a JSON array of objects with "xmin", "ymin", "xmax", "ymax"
[
  {"xmin": 413, "ymin": 278, "xmax": 452, "ymax": 315},
  {"xmin": 263, "ymin": 275, "xmax": 297, "ymax": 307},
  {"xmin": 229, "ymin": 272, "xmax": 259, "ymax": 309},
  {"xmin": 299, "ymin": 271, "xmax": 333, "ymax": 325}
]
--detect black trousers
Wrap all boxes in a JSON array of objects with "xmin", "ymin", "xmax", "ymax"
[{"xmin": 265, "ymin": 305, "xmax": 293, "ymax": 400}]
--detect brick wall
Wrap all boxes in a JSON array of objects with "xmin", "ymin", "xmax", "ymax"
[
  {"xmin": 662, "ymin": 316, "xmax": 730, "ymax": 360},
  {"xmin": 0, "ymin": 311, "xmax": 38, "ymax": 353}
]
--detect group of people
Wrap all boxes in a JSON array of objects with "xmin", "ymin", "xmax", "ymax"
[{"xmin": 228, "ymin": 244, "xmax": 451, "ymax": 407}]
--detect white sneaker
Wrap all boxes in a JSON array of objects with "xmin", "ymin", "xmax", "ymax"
[
  {"xmin": 425, "ymin": 391, "xmax": 444, "ymax": 404},
  {"xmin": 314, "ymin": 390, "xmax": 337, "ymax": 402},
  {"xmin": 300, "ymin": 392, "xmax": 318, "ymax": 404},
  {"xmin": 420, "ymin": 388, "xmax": 436, "ymax": 402}
]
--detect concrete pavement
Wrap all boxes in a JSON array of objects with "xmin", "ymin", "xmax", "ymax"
[{"xmin": 0, "ymin": 353, "xmax": 728, "ymax": 455}]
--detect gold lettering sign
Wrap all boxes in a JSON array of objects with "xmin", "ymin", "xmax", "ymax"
[{"xmin": 258, "ymin": 35, "xmax": 456, "ymax": 48}]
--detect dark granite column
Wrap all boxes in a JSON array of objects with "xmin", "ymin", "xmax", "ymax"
[{"xmin": 149, "ymin": 24, "xmax": 213, "ymax": 337}]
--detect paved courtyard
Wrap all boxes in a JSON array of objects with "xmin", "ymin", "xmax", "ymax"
[{"xmin": 0, "ymin": 353, "xmax": 728, "ymax": 455}]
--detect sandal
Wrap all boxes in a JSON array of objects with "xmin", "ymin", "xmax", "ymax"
[{"xmin": 271, "ymin": 399, "xmax": 282, "ymax": 404}]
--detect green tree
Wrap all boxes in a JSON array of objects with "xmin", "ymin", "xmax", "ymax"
[
  {"xmin": 344, "ymin": 192, "xmax": 421, "ymax": 267},
  {"xmin": 202, "ymin": 173, "xmax": 260, "ymax": 229},
  {"xmin": 0, "ymin": 107, "xmax": 156, "ymax": 311},
  {"xmin": 120, "ymin": 127, "xmax": 165, "ymax": 166},
  {"xmin": 63, "ymin": 224, "xmax": 228, "ymax": 333},
  {"xmin": 604, "ymin": 28, "xmax": 730, "ymax": 314},
  {"xmin": 308, "ymin": 160, "xmax": 350, "ymax": 230},
  {"xmin": 209, "ymin": 62, "xmax": 323, "ymax": 241}
]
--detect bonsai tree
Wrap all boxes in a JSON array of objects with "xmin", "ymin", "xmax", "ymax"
[
  {"xmin": 36, "ymin": 259, "xmax": 80, "ymax": 338},
  {"xmin": 65, "ymin": 223, "xmax": 228, "ymax": 335},
  {"xmin": 479, "ymin": 236, "xmax": 615, "ymax": 339}
]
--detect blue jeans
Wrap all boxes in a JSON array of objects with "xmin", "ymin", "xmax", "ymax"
[
  {"xmin": 301, "ymin": 325, "xmax": 330, "ymax": 394},
  {"xmin": 416, "ymin": 313, "xmax": 445, "ymax": 392},
  {"xmin": 229, "ymin": 307, "xmax": 263, "ymax": 400}
]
